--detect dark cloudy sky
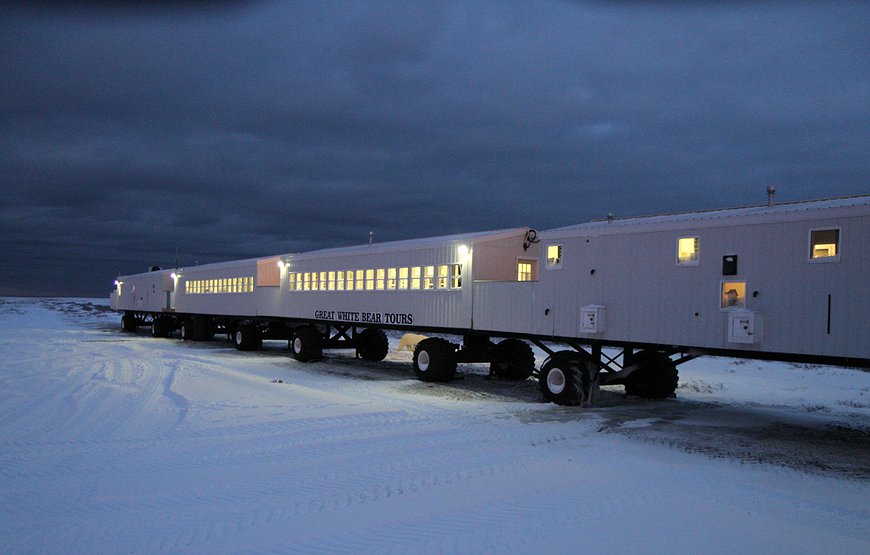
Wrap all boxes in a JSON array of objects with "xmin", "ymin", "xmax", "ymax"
[{"xmin": 1, "ymin": 1, "xmax": 868, "ymax": 296}]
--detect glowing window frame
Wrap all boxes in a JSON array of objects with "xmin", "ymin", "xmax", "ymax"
[
  {"xmin": 808, "ymin": 228, "xmax": 841, "ymax": 263},
  {"xmin": 546, "ymin": 244, "xmax": 562, "ymax": 270},
  {"xmin": 676, "ymin": 236, "xmax": 700, "ymax": 266}
]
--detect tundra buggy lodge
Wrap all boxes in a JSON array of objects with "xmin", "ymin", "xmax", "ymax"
[{"xmin": 111, "ymin": 196, "xmax": 870, "ymax": 406}]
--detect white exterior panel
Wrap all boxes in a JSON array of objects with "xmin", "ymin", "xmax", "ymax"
[{"xmin": 526, "ymin": 197, "xmax": 870, "ymax": 360}]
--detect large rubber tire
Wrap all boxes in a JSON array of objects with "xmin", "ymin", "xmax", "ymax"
[
  {"xmin": 624, "ymin": 350, "xmax": 679, "ymax": 399},
  {"xmin": 490, "ymin": 338, "xmax": 535, "ymax": 380},
  {"xmin": 413, "ymin": 338, "xmax": 457, "ymax": 382},
  {"xmin": 357, "ymin": 328, "xmax": 389, "ymax": 361},
  {"xmin": 151, "ymin": 317, "xmax": 172, "ymax": 338},
  {"xmin": 291, "ymin": 326, "xmax": 322, "ymax": 362},
  {"xmin": 539, "ymin": 351, "xmax": 589, "ymax": 406},
  {"xmin": 122, "ymin": 312, "xmax": 138, "ymax": 332},
  {"xmin": 180, "ymin": 319, "xmax": 194, "ymax": 341},
  {"xmin": 233, "ymin": 324, "xmax": 262, "ymax": 351}
]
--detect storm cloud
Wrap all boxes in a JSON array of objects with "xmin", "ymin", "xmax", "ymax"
[{"xmin": 1, "ymin": 1, "xmax": 868, "ymax": 296}]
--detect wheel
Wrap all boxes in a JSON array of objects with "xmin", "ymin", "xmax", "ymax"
[
  {"xmin": 122, "ymin": 312, "xmax": 137, "ymax": 332},
  {"xmin": 490, "ymin": 338, "xmax": 535, "ymax": 380},
  {"xmin": 357, "ymin": 328, "xmax": 389, "ymax": 361},
  {"xmin": 233, "ymin": 324, "xmax": 262, "ymax": 351},
  {"xmin": 180, "ymin": 319, "xmax": 193, "ymax": 341},
  {"xmin": 291, "ymin": 326, "xmax": 322, "ymax": 361},
  {"xmin": 413, "ymin": 338, "xmax": 457, "ymax": 382},
  {"xmin": 539, "ymin": 351, "xmax": 594, "ymax": 406},
  {"xmin": 624, "ymin": 350, "xmax": 678, "ymax": 399}
]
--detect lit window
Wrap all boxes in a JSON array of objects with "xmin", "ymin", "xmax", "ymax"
[
  {"xmin": 398, "ymin": 267, "xmax": 409, "ymax": 290},
  {"xmin": 365, "ymin": 269, "xmax": 375, "ymax": 290},
  {"xmin": 336, "ymin": 271, "xmax": 345, "ymax": 291},
  {"xmin": 437, "ymin": 265, "xmax": 448, "ymax": 289},
  {"xmin": 356, "ymin": 269, "xmax": 364, "ymax": 291},
  {"xmin": 387, "ymin": 268, "xmax": 397, "ymax": 290},
  {"xmin": 546, "ymin": 245, "xmax": 562, "ymax": 269},
  {"xmin": 809, "ymin": 229, "xmax": 840, "ymax": 261},
  {"xmin": 721, "ymin": 281, "xmax": 746, "ymax": 310},
  {"xmin": 517, "ymin": 261, "xmax": 533, "ymax": 281},
  {"xmin": 411, "ymin": 267, "xmax": 421, "ymax": 290},
  {"xmin": 450, "ymin": 264, "xmax": 462, "ymax": 289},
  {"xmin": 288, "ymin": 273, "xmax": 296, "ymax": 291},
  {"xmin": 423, "ymin": 266, "xmax": 435, "ymax": 290},
  {"xmin": 376, "ymin": 268, "xmax": 385, "ymax": 290},
  {"xmin": 677, "ymin": 237, "xmax": 699, "ymax": 265},
  {"xmin": 328, "ymin": 271, "xmax": 335, "ymax": 291}
]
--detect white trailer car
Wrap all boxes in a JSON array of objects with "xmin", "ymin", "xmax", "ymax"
[{"xmin": 111, "ymin": 196, "xmax": 870, "ymax": 405}]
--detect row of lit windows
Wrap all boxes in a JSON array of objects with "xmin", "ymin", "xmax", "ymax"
[
  {"xmin": 184, "ymin": 277, "xmax": 254, "ymax": 295},
  {"xmin": 543, "ymin": 228, "xmax": 842, "ymax": 273},
  {"xmin": 675, "ymin": 228, "xmax": 841, "ymax": 266},
  {"xmin": 287, "ymin": 264, "xmax": 462, "ymax": 292}
]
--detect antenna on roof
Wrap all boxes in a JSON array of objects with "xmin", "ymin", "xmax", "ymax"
[
  {"xmin": 767, "ymin": 185, "xmax": 777, "ymax": 206},
  {"xmin": 369, "ymin": 231, "xmax": 374, "ymax": 246}
]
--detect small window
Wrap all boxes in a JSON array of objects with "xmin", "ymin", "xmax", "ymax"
[
  {"xmin": 721, "ymin": 281, "xmax": 746, "ymax": 310},
  {"xmin": 436, "ymin": 265, "xmax": 448, "ymax": 289},
  {"xmin": 677, "ymin": 237, "xmax": 700, "ymax": 265},
  {"xmin": 376, "ymin": 268, "xmax": 385, "ymax": 290},
  {"xmin": 328, "ymin": 271, "xmax": 336, "ymax": 291},
  {"xmin": 809, "ymin": 228, "xmax": 840, "ymax": 261},
  {"xmin": 336, "ymin": 271, "xmax": 345, "ymax": 291},
  {"xmin": 411, "ymin": 267, "xmax": 421, "ymax": 290},
  {"xmin": 450, "ymin": 264, "xmax": 462, "ymax": 289},
  {"xmin": 355, "ymin": 269, "xmax": 364, "ymax": 291},
  {"xmin": 517, "ymin": 261, "xmax": 533, "ymax": 281},
  {"xmin": 387, "ymin": 268, "xmax": 397, "ymax": 290},
  {"xmin": 365, "ymin": 269, "xmax": 375, "ymax": 290},
  {"xmin": 546, "ymin": 244, "xmax": 562, "ymax": 269},
  {"xmin": 423, "ymin": 266, "xmax": 435, "ymax": 290},
  {"xmin": 398, "ymin": 267, "xmax": 409, "ymax": 290}
]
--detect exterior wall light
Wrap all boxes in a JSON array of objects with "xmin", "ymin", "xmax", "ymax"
[{"xmin": 458, "ymin": 245, "xmax": 470, "ymax": 261}]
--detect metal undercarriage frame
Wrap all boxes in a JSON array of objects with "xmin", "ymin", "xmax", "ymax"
[{"xmin": 529, "ymin": 339, "xmax": 698, "ymax": 386}]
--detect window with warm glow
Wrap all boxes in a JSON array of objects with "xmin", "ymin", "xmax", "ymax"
[
  {"xmin": 423, "ymin": 266, "xmax": 435, "ymax": 290},
  {"xmin": 546, "ymin": 244, "xmax": 562, "ymax": 269},
  {"xmin": 437, "ymin": 265, "xmax": 448, "ymax": 288},
  {"xmin": 721, "ymin": 281, "xmax": 746, "ymax": 310},
  {"xmin": 450, "ymin": 264, "xmax": 462, "ymax": 289},
  {"xmin": 355, "ymin": 269, "xmax": 364, "ymax": 290},
  {"xmin": 809, "ymin": 228, "xmax": 840, "ymax": 261},
  {"xmin": 411, "ymin": 267, "xmax": 421, "ymax": 290},
  {"xmin": 387, "ymin": 268, "xmax": 397, "ymax": 290},
  {"xmin": 399, "ymin": 267, "xmax": 409, "ymax": 289},
  {"xmin": 376, "ymin": 268, "xmax": 385, "ymax": 290},
  {"xmin": 517, "ymin": 261, "xmax": 533, "ymax": 281},
  {"xmin": 677, "ymin": 237, "xmax": 699, "ymax": 265}
]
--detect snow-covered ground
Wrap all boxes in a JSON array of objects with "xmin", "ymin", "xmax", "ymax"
[{"xmin": 1, "ymin": 298, "xmax": 867, "ymax": 554}]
